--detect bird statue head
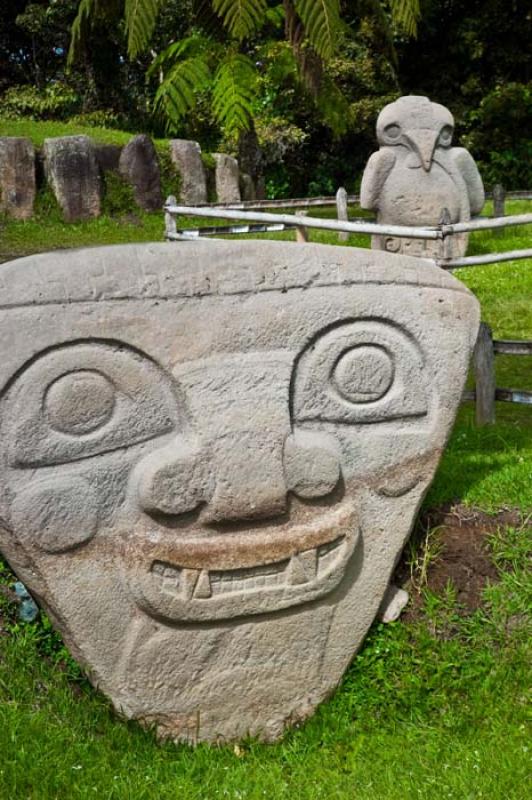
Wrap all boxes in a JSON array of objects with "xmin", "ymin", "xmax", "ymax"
[{"xmin": 376, "ymin": 95, "xmax": 455, "ymax": 171}]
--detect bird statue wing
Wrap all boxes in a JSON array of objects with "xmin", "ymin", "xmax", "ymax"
[
  {"xmin": 360, "ymin": 149, "xmax": 396, "ymax": 210},
  {"xmin": 451, "ymin": 148, "xmax": 485, "ymax": 215}
]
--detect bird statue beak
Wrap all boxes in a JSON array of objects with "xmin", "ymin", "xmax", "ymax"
[{"xmin": 406, "ymin": 129, "xmax": 439, "ymax": 171}]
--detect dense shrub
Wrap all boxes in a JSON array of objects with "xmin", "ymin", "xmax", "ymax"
[
  {"xmin": 1, "ymin": 82, "xmax": 81, "ymax": 120},
  {"xmin": 462, "ymin": 83, "xmax": 532, "ymax": 189}
]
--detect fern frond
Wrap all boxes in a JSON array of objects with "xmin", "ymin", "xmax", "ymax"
[
  {"xmin": 148, "ymin": 35, "xmax": 207, "ymax": 77},
  {"xmin": 68, "ymin": 0, "xmax": 99, "ymax": 67},
  {"xmin": 212, "ymin": 0, "xmax": 268, "ymax": 40},
  {"xmin": 389, "ymin": 0, "xmax": 420, "ymax": 36},
  {"xmin": 154, "ymin": 57, "xmax": 212, "ymax": 131},
  {"xmin": 292, "ymin": 0, "xmax": 341, "ymax": 60},
  {"xmin": 125, "ymin": 0, "xmax": 165, "ymax": 57},
  {"xmin": 212, "ymin": 54, "xmax": 258, "ymax": 134}
]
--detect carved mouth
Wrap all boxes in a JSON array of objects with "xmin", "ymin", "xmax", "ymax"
[{"xmin": 124, "ymin": 503, "xmax": 360, "ymax": 622}]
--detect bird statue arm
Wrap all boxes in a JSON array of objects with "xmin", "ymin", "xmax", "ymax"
[
  {"xmin": 360, "ymin": 149, "xmax": 396, "ymax": 210},
  {"xmin": 451, "ymin": 148, "xmax": 485, "ymax": 215}
]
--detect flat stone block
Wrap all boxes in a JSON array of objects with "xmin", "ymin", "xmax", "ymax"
[
  {"xmin": 0, "ymin": 137, "xmax": 36, "ymax": 220},
  {"xmin": 43, "ymin": 135, "xmax": 101, "ymax": 221},
  {"xmin": 169, "ymin": 139, "xmax": 207, "ymax": 205}
]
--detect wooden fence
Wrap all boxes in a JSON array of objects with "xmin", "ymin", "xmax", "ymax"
[{"xmin": 163, "ymin": 190, "xmax": 531, "ymax": 427}]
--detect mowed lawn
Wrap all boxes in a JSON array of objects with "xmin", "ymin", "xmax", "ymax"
[{"xmin": 0, "ymin": 195, "xmax": 530, "ymax": 799}]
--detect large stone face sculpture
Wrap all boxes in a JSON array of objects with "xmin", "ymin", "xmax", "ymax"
[
  {"xmin": 360, "ymin": 95, "xmax": 485, "ymax": 258},
  {"xmin": 0, "ymin": 241, "xmax": 479, "ymax": 743}
]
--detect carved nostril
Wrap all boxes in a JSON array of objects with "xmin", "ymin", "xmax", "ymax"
[
  {"xmin": 284, "ymin": 431, "xmax": 341, "ymax": 499},
  {"xmin": 136, "ymin": 440, "xmax": 213, "ymax": 516}
]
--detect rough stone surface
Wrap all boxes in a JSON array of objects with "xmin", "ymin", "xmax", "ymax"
[
  {"xmin": 43, "ymin": 136, "xmax": 101, "ymax": 221},
  {"xmin": 119, "ymin": 135, "xmax": 162, "ymax": 212},
  {"xmin": 378, "ymin": 584, "xmax": 409, "ymax": 623},
  {"xmin": 0, "ymin": 137, "xmax": 36, "ymax": 220},
  {"xmin": 94, "ymin": 143, "xmax": 123, "ymax": 173},
  {"xmin": 360, "ymin": 95, "xmax": 485, "ymax": 258},
  {"xmin": 213, "ymin": 153, "xmax": 241, "ymax": 203},
  {"xmin": 0, "ymin": 240, "xmax": 479, "ymax": 743},
  {"xmin": 169, "ymin": 139, "xmax": 207, "ymax": 205}
]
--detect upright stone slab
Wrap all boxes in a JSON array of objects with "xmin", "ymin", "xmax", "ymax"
[
  {"xmin": 119, "ymin": 135, "xmax": 162, "ymax": 212},
  {"xmin": 213, "ymin": 153, "xmax": 241, "ymax": 203},
  {"xmin": 0, "ymin": 241, "xmax": 479, "ymax": 743},
  {"xmin": 169, "ymin": 139, "xmax": 207, "ymax": 205},
  {"xmin": 43, "ymin": 136, "xmax": 101, "ymax": 221},
  {"xmin": 0, "ymin": 137, "xmax": 36, "ymax": 220},
  {"xmin": 360, "ymin": 95, "xmax": 485, "ymax": 258}
]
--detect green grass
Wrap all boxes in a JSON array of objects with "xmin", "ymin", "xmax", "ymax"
[
  {"xmin": 0, "ymin": 117, "xmax": 141, "ymax": 148},
  {"xmin": 0, "ymin": 192, "xmax": 530, "ymax": 797}
]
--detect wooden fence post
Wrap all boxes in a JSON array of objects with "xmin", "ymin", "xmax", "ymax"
[
  {"xmin": 164, "ymin": 195, "xmax": 177, "ymax": 239},
  {"xmin": 493, "ymin": 183, "xmax": 506, "ymax": 218},
  {"xmin": 438, "ymin": 207, "xmax": 452, "ymax": 264},
  {"xmin": 295, "ymin": 210, "xmax": 309, "ymax": 243},
  {"xmin": 336, "ymin": 187, "xmax": 349, "ymax": 242},
  {"xmin": 473, "ymin": 322, "xmax": 496, "ymax": 425}
]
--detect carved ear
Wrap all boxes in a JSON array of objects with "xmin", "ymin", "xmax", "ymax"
[
  {"xmin": 292, "ymin": 320, "xmax": 429, "ymax": 424},
  {"xmin": 2, "ymin": 341, "xmax": 183, "ymax": 468}
]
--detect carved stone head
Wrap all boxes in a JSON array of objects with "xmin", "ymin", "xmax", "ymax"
[{"xmin": 0, "ymin": 241, "xmax": 479, "ymax": 742}]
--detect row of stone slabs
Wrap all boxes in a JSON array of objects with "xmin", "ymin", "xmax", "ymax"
[{"xmin": 0, "ymin": 135, "xmax": 243, "ymax": 221}]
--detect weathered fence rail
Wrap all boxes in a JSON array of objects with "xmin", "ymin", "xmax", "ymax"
[{"xmin": 164, "ymin": 196, "xmax": 531, "ymax": 428}]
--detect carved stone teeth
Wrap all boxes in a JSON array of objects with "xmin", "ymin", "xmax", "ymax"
[
  {"xmin": 287, "ymin": 548, "xmax": 318, "ymax": 585},
  {"xmin": 193, "ymin": 569, "xmax": 212, "ymax": 599},
  {"xmin": 180, "ymin": 568, "xmax": 200, "ymax": 599}
]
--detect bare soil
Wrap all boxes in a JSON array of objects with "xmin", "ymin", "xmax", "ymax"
[{"xmin": 395, "ymin": 504, "xmax": 524, "ymax": 622}]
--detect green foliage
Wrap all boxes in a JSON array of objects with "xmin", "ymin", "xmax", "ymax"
[
  {"xmin": 293, "ymin": 0, "xmax": 342, "ymax": 60},
  {"xmin": 155, "ymin": 144, "xmax": 182, "ymax": 200},
  {"xmin": 212, "ymin": 53, "xmax": 257, "ymax": 133},
  {"xmin": 68, "ymin": 109, "xmax": 130, "ymax": 130},
  {"xmin": 463, "ymin": 82, "xmax": 532, "ymax": 189},
  {"xmin": 154, "ymin": 56, "xmax": 212, "ymax": 133},
  {"xmin": 1, "ymin": 82, "xmax": 81, "ymax": 121},
  {"xmin": 389, "ymin": 0, "xmax": 420, "ymax": 36},
  {"xmin": 125, "ymin": 0, "xmax": 165, "ymax": 57},
  {"xmin": 212, "ymin": 0, "xmax": 268, "ymax": 40},
  {"xmin": 101, "ymin": 171, "xmax": 136, "ymax": 216}
]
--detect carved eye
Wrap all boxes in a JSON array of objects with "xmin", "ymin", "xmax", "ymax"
[
  {"xmin": 439, "ymin": 125, "xmax": 453, "ymax": 146},
  {"xmin": 384, "ymin": 123, "xmax": 401, "ymax": 140},
  {"xmin": 332, "ymin": 346, "xmax": 394, "ymax": 404},
  {"xmin": 2, "ymin": 341, "xmax": 181, "ymax": 468},
  {"xmin": 45, "ymin": 370, "xmax": 116, "ymax": 435},
  {"xmin": 292, "ymin": 321, "xmax": 428, "ymax": 424}
]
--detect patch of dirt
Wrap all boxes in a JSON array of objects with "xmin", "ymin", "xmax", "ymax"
[{"xmin": 394, "ymin": 503, "xmax": 522, "ymax": 622}]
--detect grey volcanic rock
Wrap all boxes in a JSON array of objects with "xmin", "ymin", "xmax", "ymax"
[
  {"xmin": 43, "ymin": 135, "xmax": 101, "ymax": 221},
  {"xmin": 360, "ymin": 95, "xmax": 485, "ymax": 258},
  {"xmin": 94, "ymin": 143, "xmax": 123, "ymax": 173},
  {"xmin": 119, "ymin": 135, "xmax": 162, "ymax": 211},
  {"xmin": 169, "ymin": 140, "xmax": 207, "ymax": 205},
  {"xmin": 213, "ymin": 153, "xmax": 241, "ymax": 203},
  {"xmin": 0, "ymin": 137, "xmax": 36, "ymax": 220},
  {"xmin": 0, "ymin": 240, "xmax": 479, "ymax": 743}
]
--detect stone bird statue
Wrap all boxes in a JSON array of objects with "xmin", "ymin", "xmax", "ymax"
[{"xmin": 361, "ymin": 95, "xmax": 485, "ymax": 258}]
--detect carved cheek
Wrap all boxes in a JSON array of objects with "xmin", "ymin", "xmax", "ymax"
[{"xmin": 10, "ymin": 477, "xmax": 99, "ymax": 553}]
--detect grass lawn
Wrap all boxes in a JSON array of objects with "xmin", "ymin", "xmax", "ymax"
[{"xmin": 0, "ymin": 193, "xmax": 530, "ymax": 798}]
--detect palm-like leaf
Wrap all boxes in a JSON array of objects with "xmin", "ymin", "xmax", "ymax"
[
  {"xmin": 154, "ymin": 57, "xmax": 212, "ymax": 131},
  {"xmin": 292, "ymin": 0, "xmax": 342, "ymax": 59},
  {"xmin": 125, "ymin": 0, "xmax": 165, "ymax": 57},
  {"xmin": 68, "ymin": 0, "xmax": 100, "ymax": 66},
  {"xmin": 389, "ymin": 0, "xmax": 420, "ymax": 36},
  {"xmin": 212, "ymin": 0, "xmax": 268, "ymax": 40},
  {"xmin": 212, "ymin": 54, "xmax": 258, "ymax": 133}
]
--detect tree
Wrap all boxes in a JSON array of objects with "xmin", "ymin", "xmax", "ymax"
[{"xmin": 68, "ymin": 0, "xmax": 420, "ymax": 137}]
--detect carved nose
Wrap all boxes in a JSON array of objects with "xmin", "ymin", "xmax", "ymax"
[{"xmin": 137, "ymin": 357, "xmax": 341, "ymax": 524}]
